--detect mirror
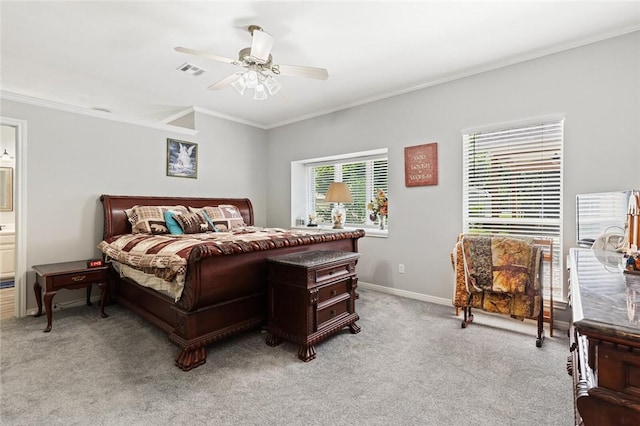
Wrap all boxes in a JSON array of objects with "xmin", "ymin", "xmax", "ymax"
[{"xmin": 0, "ymin": 167, "xmax": 13, "ymax": 211}]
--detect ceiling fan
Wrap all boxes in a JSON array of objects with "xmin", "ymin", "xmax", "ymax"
[{"xmin": 175, "ymin": 25, "xmax": 329, "ymax": 100}]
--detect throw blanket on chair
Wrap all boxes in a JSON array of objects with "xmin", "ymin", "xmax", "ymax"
[{"xmin": 453, "ymin": 235, "xmax": 541, "ymax": 320}]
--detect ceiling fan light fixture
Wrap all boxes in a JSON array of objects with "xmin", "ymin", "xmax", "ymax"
[
  {"xmin": 253, "ymin": 84, "xmax": 268, "ymax": 101},
  {"xmin": 230, "ymin": 75, "xmax": 246, "ymax": 95},
  {"xmin": 264, "ymin": 75, "xmax": 281, "ymax": 95},
  {"xmin": 244, "ymin": 69, "xmax": 259, "ymax": 89}
]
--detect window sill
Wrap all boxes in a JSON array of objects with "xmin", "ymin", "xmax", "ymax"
[
  {"xmin": 364, "ymin": 228, "xmax": 388, "ymax": 238},
  {"xmin": 291, "ymin": 226, "xmax": 388, "ymax": 238}
]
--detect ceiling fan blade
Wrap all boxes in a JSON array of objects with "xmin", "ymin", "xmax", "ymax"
[
  {"xmin": 207, "ymin": 73, "xmax": 243, "ymax": 90},
  {"xmin": 249, "ymin": 29, "xmax": 274, "ymax": 63},
  {"xmin": 175, "ymin": 47, "xmax": 238, "ymax": 65},
  {"xmin": 274, "ymin": 64, "xmax": 329, "ymax": 80}
]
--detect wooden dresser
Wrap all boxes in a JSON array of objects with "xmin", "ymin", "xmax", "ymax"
[
  {"xmin": 568, "ymin": 248, "xmax": 640, "ymax": 425},
  {"xmin": 265, "ymin": 250, "xmax": 360, "ymax": 361}
]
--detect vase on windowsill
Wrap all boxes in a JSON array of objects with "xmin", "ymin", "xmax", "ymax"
[{"xmin": 379, "ymin": 216, "xmax": 386, "ymax": 230}]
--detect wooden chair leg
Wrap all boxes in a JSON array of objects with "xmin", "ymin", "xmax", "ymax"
[
  {"xmin": 536, "ymin": 294, "xmax": 545, "ymax": 348},
  {"xmin": 461, "ymin": 306, "xmax": 474, "ymax": 328},
  {"xmin": 461, "ymin": 294, "xmax": 474, "ymax": 328}
]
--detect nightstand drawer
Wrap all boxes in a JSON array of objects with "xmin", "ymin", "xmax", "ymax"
[
  {"xmin": 315, "ymin": 263, "xmax": 351, "ymax": 283},
  {"xmin": 317, "ymin": 280, "xmax": 349, "ymax": 303},
  {"xmin": 51, "ymin": 270, "xmax": 106, "ymax": 290},
  {"xmin": 317, "ymin": 299, "xmax": 349, "ymax": 328}
]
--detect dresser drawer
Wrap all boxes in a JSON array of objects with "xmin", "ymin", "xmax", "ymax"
[
  {"xmin": 317, "ymin": 299, "xmax": 349, "ymax": 329},
  {"xmin": 50, "ymin": 269, "xmax": 106, "ymax": 290},
  {"xmin": 317, "ymin": 280, "xmax": 349, "ymax": 304},
  {"xmin": 315, "ymin": 263, "xmax": 351, "ymax": 283}
]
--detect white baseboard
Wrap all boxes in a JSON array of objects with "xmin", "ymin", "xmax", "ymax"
[{"xmin": 358, "ymin": 281, "xmax": 452, "ymax": 306}]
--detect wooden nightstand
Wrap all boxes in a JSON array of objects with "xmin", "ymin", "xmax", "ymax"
[
  {"xmin": 33, "ymin": 260, "xmax": 109, "ymax": 332},
  {"xmin": 265, "ymin": 250, "xmax": 360, "ymax": 361}
]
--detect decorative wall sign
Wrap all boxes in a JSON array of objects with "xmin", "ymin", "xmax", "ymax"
[
  {"xmin": 404, "ymin": 143, "xmax": 438, "ymax": 187},
  {"xmin": 167, "ymin": 138, "xmax": 198, "ymax": 179}
]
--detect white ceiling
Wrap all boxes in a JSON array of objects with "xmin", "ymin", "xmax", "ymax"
[{"xmin": 2, "ymin": 1, "xmax": 639, "ymax": 129}]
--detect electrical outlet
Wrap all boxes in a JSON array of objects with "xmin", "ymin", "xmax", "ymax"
[{"xmin": 399, "ymin": 264, "xmax": 405, "ymax": 274}]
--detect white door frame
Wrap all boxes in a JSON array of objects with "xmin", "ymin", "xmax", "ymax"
[{"xmin": 1, "ymin": 116, "xmax": 27, "ymax": 318}]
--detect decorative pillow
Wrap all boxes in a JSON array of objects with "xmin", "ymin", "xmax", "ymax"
[
  {"xmin": 126, "ymin": 205, "xmax": 188, "ymax": 234},
  {"xmin": 164, "ymin": 211, "xmax": 184, "ymax": 235},
  {"xmin": 174, "ymin": 211, "xmax": 214, "ymax": 234},
  {"xmin": 190, "ymin": 204, "xmax": 247, "ymax": 231},
  {"xmin": 200, "ymin": 210, "xmax": 218, "ymax": 232}
]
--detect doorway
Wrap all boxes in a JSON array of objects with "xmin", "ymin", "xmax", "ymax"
[
  {"xmin": 0, "ymin": 125, "xmax": 16, "ymax": 318},
  {"xmin": 0, "ymin": 117, "xmax": 26, "ymax": 319}
]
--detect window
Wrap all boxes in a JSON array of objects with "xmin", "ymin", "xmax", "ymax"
[
  {"xmin": 304, "ymin": 151, "xmax": 388, "ymax": 229},
  {"xmin": 462, "ymin": 119, "xmax": 564, "ymax": 300}
]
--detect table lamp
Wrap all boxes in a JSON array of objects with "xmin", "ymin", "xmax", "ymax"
[{"xmin": 324, "ymin": 182, "xmax": 352, "ymax": 229}]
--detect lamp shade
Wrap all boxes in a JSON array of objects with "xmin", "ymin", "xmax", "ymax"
[{"xmin": 324, "ymin": 182, "xmax": 352, "ymax": 203}]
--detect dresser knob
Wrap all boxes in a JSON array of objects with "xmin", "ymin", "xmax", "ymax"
[
  {"xmin": 331, "ymin": 290, "xmax": 337, "ymax": 296},
  {"xmin": 330, "ymin": 309, "xmax": 336, "ymax": 317}
]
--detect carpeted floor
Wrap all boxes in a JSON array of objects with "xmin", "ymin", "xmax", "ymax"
[{"xmin": 0, "ymin": 289, "xmax": 573, "ymax": 425}]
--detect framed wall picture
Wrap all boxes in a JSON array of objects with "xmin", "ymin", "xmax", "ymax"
[
  {"xmin": 167, "ymin": 138, "xmax": 198, "ymax": 179},
  {"xmin": 404, "ymin": 142, "xmax": 438, "ymax": 187}
]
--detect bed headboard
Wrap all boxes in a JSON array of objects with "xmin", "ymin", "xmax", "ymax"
[{"xmin": 100, "ymin": 194, "xmax": 254, "ymax": 239}]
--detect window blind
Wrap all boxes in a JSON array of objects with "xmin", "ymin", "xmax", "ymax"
[
  {"xmin": 463, "ymin": 120, "xmax": 564, "ymax": 299},
  {"xmin": 576, "ymin": 191, "xmax": 629, "ymax": 245},
  {"xmin": 306, "ymin": 155, "xmax": 388, "ymax": 228}
]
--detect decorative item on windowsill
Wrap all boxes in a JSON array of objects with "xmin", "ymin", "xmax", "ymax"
[
  {"xmin": 624, "ymin": 191, "xmax": 640, "ymax": 274},
  {"xmin": 324, "ymin": 182, "xmax": 352, "ymax": 229},
  {"xmin": 368, "ymin": 189, "xmax": 388, "ymax": 230},
  {"xmin": 307, "ymin": 212, "xmax": 318, "ymax": 227}
]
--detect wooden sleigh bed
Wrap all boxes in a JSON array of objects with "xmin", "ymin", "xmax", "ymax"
[{"xmin": 99, "ymin": 194, "xmax": 364, "ymax": 371}]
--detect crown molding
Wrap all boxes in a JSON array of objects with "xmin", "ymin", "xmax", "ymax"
[
  {"xmin": 0, "ymin": 91, "xmax": 199, "ymax": 136},
  {"xmin": 192, "ymin": 106, "xmax": 267, "ymax": 129}
]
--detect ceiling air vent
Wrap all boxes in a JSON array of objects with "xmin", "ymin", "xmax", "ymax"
[{"xmin": 177, "ymin": 63, "xmax": 205, "ymax": 76}]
